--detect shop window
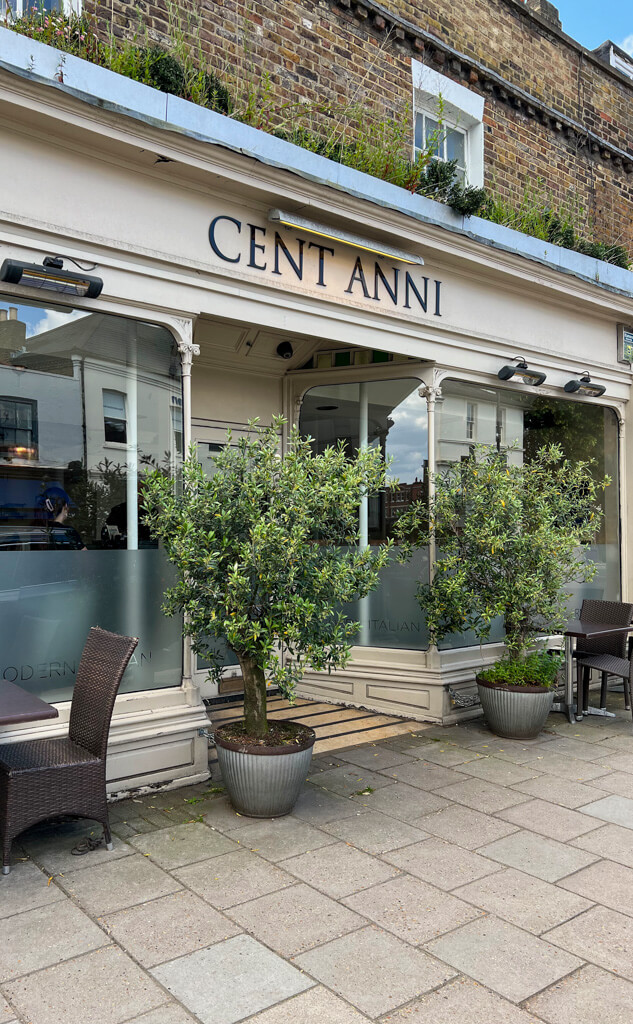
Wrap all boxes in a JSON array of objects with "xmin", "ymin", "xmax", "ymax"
[
  {"xmin": 0, "ymin": 296, "xmax": 182, "ymax": 702},
  {"xmin": 103, "ymin": 389, "xmax": 127, "ymax": 444},
  {"xmin": 412, "ymin": 60, "xmax": 484, "ymax": 187},
  {"xmin": 0, "ymin": 396, "xmax": 38, "ymax": 460},
  {"xmin": 300, "ymin": 379, "xmax": 429, "ymax": 651},
  {"xmin": 437, "ymin": 379, "xmax": 621, "ymax": 649}
]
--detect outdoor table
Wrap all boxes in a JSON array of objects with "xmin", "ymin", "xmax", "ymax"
[
  {"xmin": 0, "ymin": 680, "xmax": 59, "ymax": 727},
  {"xmin": 553, "ymin": 620, "xmax": 633, "ymax": 725}
]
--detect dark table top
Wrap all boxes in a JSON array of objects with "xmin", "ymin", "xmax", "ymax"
[
  {"xmin": 0, "ymin": 680, "xmax": 59, "ymax": 727},
  {"xmin": 564, "ymin": 619, "xmax": 633, "ymax": 640}
]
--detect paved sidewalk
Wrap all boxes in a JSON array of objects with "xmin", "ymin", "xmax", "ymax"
[{"xmin": 3, "ymin": 701, "xmax": 633, "ymax": 1024}]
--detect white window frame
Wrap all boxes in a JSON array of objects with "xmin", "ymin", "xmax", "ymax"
[
  {"xmin": 102, "ymin": 388, "xmax": 127, "ymax": 446},
  {"xmin": 4, "ymin": 0, "xmax": 81, "ymax": 19},
  {"xmin": 411, "ymin": 60, "xmax": 485, "ymax": 187}
]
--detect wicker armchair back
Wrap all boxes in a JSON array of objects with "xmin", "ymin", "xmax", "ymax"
[{"xmin": 0, "ymin": 626, "xmax": 138, "ymax": 874}]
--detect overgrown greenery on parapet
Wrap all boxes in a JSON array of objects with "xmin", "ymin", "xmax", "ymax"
[{"xmin": 8, "ymin": 7, "xmax": 629, "ymax": 269}]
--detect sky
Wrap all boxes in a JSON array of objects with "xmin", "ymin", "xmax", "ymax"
[{"xmin": 554, "ymin": 0, "xmax": 632, "ymax": 53}]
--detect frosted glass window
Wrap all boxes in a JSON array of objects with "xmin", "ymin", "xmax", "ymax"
[{"xmin": 0, "ymin": 297, "xmax": 183, "ymax": 701}]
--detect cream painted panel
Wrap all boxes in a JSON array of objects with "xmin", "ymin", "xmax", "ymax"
[
  {"xmin": 191, "ymin": 365, "xmax": 283, "ymax": 426},
  {"xmin": 106, "ymin": 735, "xmax": 195, "ymax": 782},
  {"xmin": 1, "ymin": 129, "xmax": 623, "ymax": 373},
  {"xmin": 365, "ymin": 684, "xmax": 431, "ymax": 711}
]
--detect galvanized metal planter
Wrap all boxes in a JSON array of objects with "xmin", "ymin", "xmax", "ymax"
[
  {"xmin": 476, "ymin": 677, "xmax": 554, "ymax": 740},
  {"xmin": 214, "ymin": 723, "xmax": 316, "ymax": 817}
]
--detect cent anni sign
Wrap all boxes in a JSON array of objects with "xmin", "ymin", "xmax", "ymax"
[{"xmin": 209, "ymin": 215, "xmax": 443, "ymax": 318}]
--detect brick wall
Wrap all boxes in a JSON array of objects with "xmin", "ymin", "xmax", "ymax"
[{"xmin": 84, "ymin": 0, "xmax": 633, "ymax": 256}]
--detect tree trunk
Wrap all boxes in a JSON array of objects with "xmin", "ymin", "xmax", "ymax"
[{"xmin": 238, "ymin": 653, "xmax": 268, "ymax": 739}]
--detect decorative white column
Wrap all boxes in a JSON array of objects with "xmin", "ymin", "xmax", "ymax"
[
  {"xmin": 418, "ymin": 379, "xmax": 442, "ymax": 581},
  {"xmin": 174, "ymin": 320, "xmax": 200, "ymax": 702},
  {"xmin": 358, "ymin": 382, "xmax": 369, "ymax": 646}
]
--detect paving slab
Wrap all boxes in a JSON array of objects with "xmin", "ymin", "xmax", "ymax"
[
  {"xmin": 375, "ymin": 761, "xmax": 466, "ymax": 790},
  {"xmin": 0, "ymin": 860, "xmax": 66, "ymax": 920},
  {"xmin": 306, "ymin": 764, "xmax": 394, "ymax": 796},
  {"xmin": 126, "ymin": 1006, "xmax": 198, "ymax": 1024},
  {"xmin": 281, "ymin": 840, "xmax": 399, "ymax": 897},
  {"xmin": 0, "ymin": 899, "xmax": 108, "ymax": 981},
  {"xmin": 454, "ymin": 757, "xmax": 540, "ymax": 786},
  {"xmin": 20, "ymin": 822, "xmax": 133, "ymax": 876},
  {"xmin": 434, "ymin": 776, "xmax": 531, "ymax": 813},
  {"xmin": 174, "ymin": 849, "xmax": 296, "ymax": 909},
  {"xmin": 520, "ymin": 752, "xmax": 612, "ymax": 782},
  {"xmin": 578, "ymin": 794, "xmax": 633, "ymax": 829},
  {"xmin": 343, "ymin": 873, "xmax": 482, "ymax": 944},
  {"xmin": 408, "ymin": 744, "xmax": 485, "ymax": 767},
  {"xmin": 510, "ymin": 775, "xmax": 605, "ymax": 809},
  {"xmin": 544, "ymin": 905, "xmax": 633, "ymax": 981},
  {"xmin": 319, "ymin": 810, "xmax": 430, "ymax": 854},
  {"xmin": 226, "ymin": 882, "xmax": 364, "ymax": 956},
  {"xmin": 415, "ymin": 803, "xmax": 518, "ymax": 850},
  {"xmin": 0, "ymin": 997, "xmax": 15, "ymax": 1024},
  {"xmin": 591, "ymin": 770, "xmax": 633, "ymax": 797},
  {"xmin": 558, "ymin": 859, "xmax": 633, "ymax": 917},
  {"xmin": 101, "ymin": 889, "xmax": 241, "ymax": 967},
  {"xmin": 56, "ymin": 854, "xmax": 182, "ymax": 915},
  {"xmin": 245, "ymin": 986, "xmax": 371, "ymax": 1022},
  {"xmin": 593, "ymin": 751, "xmax": 633, "ymax": 774},
  {"xmin": 335, "ymin": 745, "xmax": 417, "ymax": 771},
  {"xmin": 425, "ymin": 915, "xmax": 583, "ymax": 1003},
  {"xmin": 478, "ymin": 830, "xmax": 600, "ymax": 882},
  {"xmin": 191, "ymin": 795, "xmax": 256, "ymax": 833},
  {"xmin": 464, "ymin": 737, "xmax": 555, "ymax": 763},
  {"xmin": 604, "ymin": 733, "xmax": 633, "ymax": 752},
  {"xmin": 351, "ymin": 782, "xmax": 448, "ymax": 820},
  {"xmin": 525, "ymin": 964, "xmax": 633, "ymax": 1024},
  {"xmin": 151, "ymin": 935, "xmax": 314, "ymax": 1024},
  {"xmin": 533, "ymin": 737, "xmax": 617, "ymax": 763},
  {"xmin": 295, "ymin": 925, "xmax": 456, "ymax": 1017},
  {"xmin": 384, "ymin": 975, "xmax": 542, "ymax": 1023},
  {"xmin": 128, "ymin": 822, "xmax": 238, "ymax": 869},
  {"xmin": 453, "ymin": 867, "xmax": 593, "ymax": 934},
  {"xmin": 382, "ymin": 837, "xmax": 501, "ymax": 890},
  {"xmin": 290, "ymin": 784, "xmax": 367, "ymax": 825},
  {"xmin": 225, "ymin": 816, "xmax": 336, "ymax": 862},
  {"xmin": 4, "ymin": 946, "xmax": 167, "ymax": 1024},
  {"xmin": 571, "ymin": 822, "xmax": 633, "ymax": 868},
  {"xmin": 495, "ymin": 798, "xmax": 602, "ymax": 841}
]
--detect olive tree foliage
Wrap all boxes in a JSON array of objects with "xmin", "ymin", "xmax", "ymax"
[
  {"xmin": 396, "ymin": 444, "xmax": 609, "ymax": 660},
  {"xmin": 142, "ymin": 419, "xmax": 392, "ymax": 738}
]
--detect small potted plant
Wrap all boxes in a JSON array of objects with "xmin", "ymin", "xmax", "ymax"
[
  {"xmin": 142, "ymin": 418, "xmax": 391, "ymax": 815},
  {"xmin": 397, "ymin": 443, "xmax": 608, "ymax": 739}
]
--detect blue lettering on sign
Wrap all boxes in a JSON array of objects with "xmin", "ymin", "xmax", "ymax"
[{"xmin": 209, "ymin": 217, "xmax": 443, "ymax": 314}]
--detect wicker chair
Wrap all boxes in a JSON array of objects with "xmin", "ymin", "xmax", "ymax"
[
  {"xmin": 575, "ymin": 600, "xmax": 633, "ymax": 715},
  {"xmin": 0, "ymin": 626, "xmax": 138, "ymax": 874}
]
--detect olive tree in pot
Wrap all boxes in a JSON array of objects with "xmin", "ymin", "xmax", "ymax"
[
  {"xmin": 397, "ymin": 443, "xmax": 609, "ymax": 739},
  {"xmin": 142, "ymin": 418, "xmax": 391, "ymax": 816}
]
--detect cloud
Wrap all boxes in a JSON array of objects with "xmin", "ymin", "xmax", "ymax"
[
  {"xmin": 621, "ymin": 34, "xmax": 633, "ymax": 55},
  {"xmin": 28, "ymin": 308, "xmax": 89, "ymax": 338}
]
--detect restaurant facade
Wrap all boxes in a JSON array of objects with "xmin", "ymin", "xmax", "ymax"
[{"xmin": 0, "ymin": 28, "xmax": 632, "ymax": 793}]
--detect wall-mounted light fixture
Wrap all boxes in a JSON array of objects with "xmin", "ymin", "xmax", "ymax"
[
  {"xmin": 0, "ymin": 257, "xmax": 103, "ymax": 298},
  {"xmin": 268, "ymin": 209, "xmax": 425, "ymax": 266},
  {"xmin": 497, "ymin": 356, "xmax": 546, "ymax": 386},
  {"xmin": 563, "ymin": 371, "xmax": 606, "ymax": 397},
  {"xmin": 276, "ymin": 341, "xmax": 294, "ymax": 360}
]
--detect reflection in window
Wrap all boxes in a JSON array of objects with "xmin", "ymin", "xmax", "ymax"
[
  {"xmin": 300, "ymin": 379, "xmax": 429, "ymax": 650},
  {"xmin": 0, "ymin": 297, "xmax": 183, "ymax": 701},
  {"xmin": 437, "ymin": 380, "xmax": 620, "ymax": 649},
  {"xmin": 0, "ymin": 396, "xmax": 38, "ymax": 460},
  {"xmin": 103, "ymin": 389, "xmax": 127, "ymax": 444}
]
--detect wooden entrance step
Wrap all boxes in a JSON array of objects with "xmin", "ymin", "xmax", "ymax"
[{"xmin": 206, "ymin": 694, "xmax": 431, "ymax": 762}]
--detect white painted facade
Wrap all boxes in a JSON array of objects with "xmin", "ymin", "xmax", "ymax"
[{"xmin": 0, "ymin": 28, "xmax": 632, "ymax": 792}]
